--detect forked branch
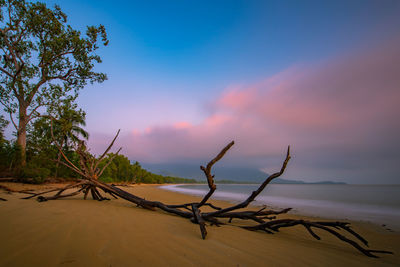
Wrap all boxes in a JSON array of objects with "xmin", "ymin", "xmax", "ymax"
[
  {"xmin": 198, "ymin": 141, "xmax": 234, "ymax": 207},
  {"xmin": 94, "ymin": 129, "xmax": 121, "ymax": 170},
  {"xmin": 242, "ymin": 219, "xmax": 393, "ymax": 258},
  {"xmin": 203, "ymin": 146, "xmax": 291, "ymax": 219}
]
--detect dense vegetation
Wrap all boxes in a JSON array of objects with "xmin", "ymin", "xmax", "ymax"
[{"xmin": 97, "ymin": 154, "xmax": 196, "ymax": 184}]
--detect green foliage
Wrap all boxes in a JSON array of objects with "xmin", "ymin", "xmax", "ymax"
[
  {"xmin": 20, "ymin": 162, "xmax": 50, "ymax": 184},
  {"xmin": 98, "ymin": 155, "xmax": 196, "ymax": 184},
  {"xmin": 0, "ymin": 115, "xmax": 12, "ymax": 171},
  {"xmin": 24, "ymin": 98, "xmax": 88, "ymax": 178},
  {"xmin": 0, "ymin": 0, "xmax": 108, "ymax": 165},
  {"xmin": 0, "ymin": 0, "xmax": 109, "ymax": 112},
  {"xmin": 47, "ymin": 97, "xmax": 89, "ymax": 146},
  {"xmin": 0, "ymin": 114, "xmax": 7, "ymax": 143},
  {"xmin": 0, "ymin": 116, "xmax": 21, "ymax": 173}
]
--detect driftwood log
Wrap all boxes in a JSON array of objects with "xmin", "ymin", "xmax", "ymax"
[{"xmin": 3, "ymin": 127, "xmax": 394, "ymax": 258}]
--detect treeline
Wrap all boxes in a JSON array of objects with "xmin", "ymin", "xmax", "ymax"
[{"xmin": 97, "ymin": 153, "xmax": 196, "ymax": 184}]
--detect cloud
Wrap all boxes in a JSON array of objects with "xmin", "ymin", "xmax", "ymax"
[{"xmin": 89, "ymin": 38, "xmax": 400, "ymax": 183}]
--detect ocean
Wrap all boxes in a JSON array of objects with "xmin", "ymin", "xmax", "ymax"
[{"xmin": 160, "ymin": 184, "xmax": 400, "ymax": 230}]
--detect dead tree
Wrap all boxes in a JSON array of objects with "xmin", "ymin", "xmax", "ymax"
[
  {"xmin": 12, "ymin": 128, "xmax": 393, "ymax": 258},
  {"xmin": 0, "ymin": 184, "xmax": 39, "ymax": 201}
]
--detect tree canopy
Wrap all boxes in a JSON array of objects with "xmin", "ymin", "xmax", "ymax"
[
  {"xmin": 97, "ymin": 155, "xmax": 197, "ymax": 184},
  {"xmin": 0, "ymin": 0, "xmax": 108, "ymax": 166}
]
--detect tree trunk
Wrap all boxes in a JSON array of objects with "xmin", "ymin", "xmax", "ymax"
[
  {"xmin": 54, "ymin": 151, "xmax": 61, "ymax": 178},
  {"xmin": 17, "ymin": 104, "xmax": 27, "ymax": 167},
  {"xmin": 54, "ymin": 140, "xmax": 64, "ymax": 178}
]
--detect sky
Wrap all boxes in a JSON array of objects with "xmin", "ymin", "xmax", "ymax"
[{"xmin": 5, "ymin": 0, "xmax": 400, "ymax": 183}]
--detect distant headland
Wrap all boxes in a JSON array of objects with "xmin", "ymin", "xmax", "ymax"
[{"xmin": 143, "ymin": 163, "xmax": 346, "ymax": 184}]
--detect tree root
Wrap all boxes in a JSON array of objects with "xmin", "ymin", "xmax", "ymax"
[{"xmin": 242, "ymin": 219, "xmax": 393, "ymax": 258}]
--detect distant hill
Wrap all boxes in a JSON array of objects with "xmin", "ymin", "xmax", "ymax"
[
  {"xmin": 270, "ymin": 178, "xmax": 346, "ymax": 184},
  {"xmin": 142, "ymin": 163, "xmax": 345, "ymax": 184},
  {"xmin": 142, "ymin": 163, "xmax": 267, "ymax": 182}
]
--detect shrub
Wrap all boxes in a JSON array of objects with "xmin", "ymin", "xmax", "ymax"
[{"xmin": 21, "ymin": 163, "xmax": 51, "ymax": 184}]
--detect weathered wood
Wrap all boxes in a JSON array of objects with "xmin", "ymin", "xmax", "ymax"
[
  {"xmin": 37, "ymin": 189, "xmax": 82, "ymax": 202},
  {"xmin": 167, "ymin": 202, "xmax": 221, "ymax": 210},
  {"xmin": 90, "ymin": 187, "xmax": 98, "ymax": 200},
  {"xmin": 241, "ymin": 219, "xmax": 393, "ymax": 258},
  {"xmin": 23, "ymin": 182, "xmax": 85, "ymax": 199},
  {"xmin": 216, "ymin": 207, "xmax": 292, "ymax": 223},
  {"xmin": 0, "ymin": 184, "xmax": 37, "ymax": 196},
  {"xmin": 94, "ymin": 129, "xmax": 121, "ymax": 170},
  {"xmin": 203, "ymin": 146, "xmax": 291, "ymax": 219},
  {"xmin": 83, "ymin": 186, "xmax": 89, "ymax": 200},
  {"xmin": 197, "ymin": 141, "xmax": 234, "ymax": 207},
  {"xmin": 192, "ymin": 204, "xmax": 207, "ymax": 239}
]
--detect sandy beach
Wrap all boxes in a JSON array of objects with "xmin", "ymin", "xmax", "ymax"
[{"xmin": 0, "ymin": 182, "xmax": 399, "ymax": 267}]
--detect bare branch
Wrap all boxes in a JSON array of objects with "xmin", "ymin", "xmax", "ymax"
[
  {"xmin": 96, "ymin": 147, "xmax": 122, "ymax": 178},
  {"xmin": 192, "ymin": 204, "xmax": 207, "ymax": 239},
  {"xmin": 242, "ymin": 219, "xmax": 393, "ymax": 258},
  {"xmin": 94, "ymin": 129, "xmax": 121, "ymax": 170},
  {"xmin": 198, "ymin": 141, "xmax": 234, "ymax": 207},
  {"xmin": 22, "ymin": 182, "xmax": 85, "ymax": 199},
  {"xmin": 204, "ymin": 146, "xmax": 291, "ymax": 218},
  {"xmin": 50, "ymin": 159, "xmax": 86, "ymax": 178}
]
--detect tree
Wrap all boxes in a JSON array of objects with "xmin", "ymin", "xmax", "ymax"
[
  {"xmin": 27, "ymin": 98, "xmax": 88, "ymax": 177},
  {"xmin": 0, "ymin": 114, "xmax": 11, "ymax": 170},
  {"xmin": 0, "ymin": 0, "xmax": 108, "ymax": 166},
  {"xmin": 49, "ymin": 98, "xmax": 89, "ymax": 178},
  {"xmin": 0, "ymin": 114, "xmax": 8, "ymax": 145},
  {"xmin": 51, "ymin": 98, "xmax": 88, "ymax": 147}
]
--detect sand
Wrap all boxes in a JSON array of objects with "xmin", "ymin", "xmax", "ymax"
[{"xmin": 0, "ymin": 182, "xmax": 399, "ymax": 267}]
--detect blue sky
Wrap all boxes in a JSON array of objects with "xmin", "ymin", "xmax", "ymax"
[{"xmin": 40, "ymin": 0, "xmax": 399, "ymax": 132}]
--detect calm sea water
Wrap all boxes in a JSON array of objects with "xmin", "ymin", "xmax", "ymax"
[{"xmin": 160, "ymin": 184, "xmax": 400, "ymax": 230}]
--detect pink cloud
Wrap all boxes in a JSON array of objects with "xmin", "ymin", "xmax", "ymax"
[
  {"xmin": 88, "ymin": 38, "xmax": 400, "ymax": 182},
  {"xmin": 173, "ymin": 121, "xmax": 192, "ymax": 129},
  {"xmin": 217, "ymin": 86, "xmax": 257, "ymax": 110}
]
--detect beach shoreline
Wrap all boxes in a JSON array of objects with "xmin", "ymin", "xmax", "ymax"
[
  {"xmin": 160, "ymin": 183, "xmax": 400, "ymax": 231},
  {"xmin": 1, "ymin": 182, "xmax": 399, "ymax": 266}
]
